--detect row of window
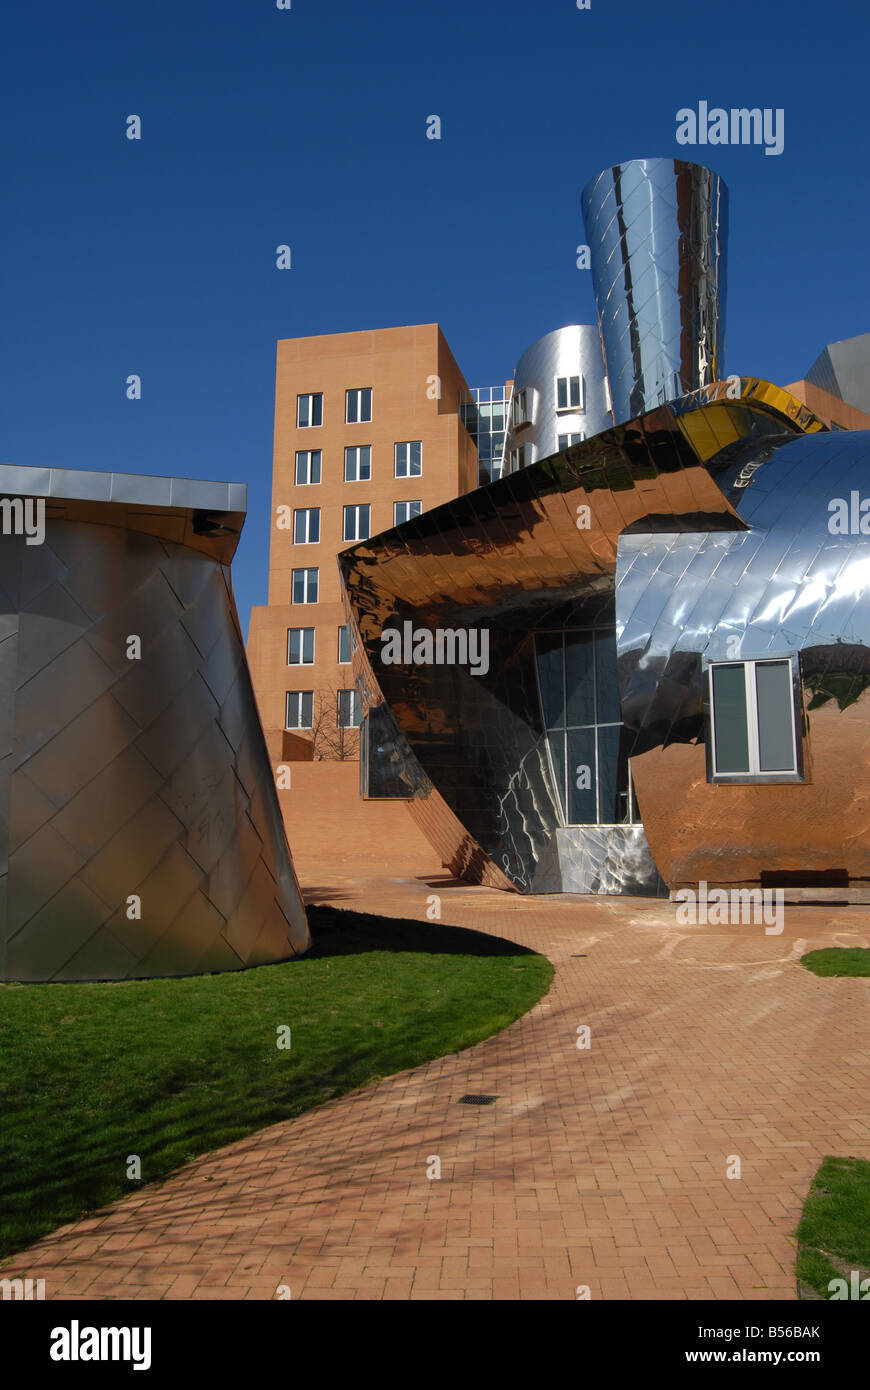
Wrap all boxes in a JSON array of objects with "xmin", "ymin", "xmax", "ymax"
[
  {"xmin": 287, "ymin": 625, "xmax": 354, "ymax": 665},
  {"xmin": 511, "ymin": 375, "xmax": 586, "ymax": 429},
  {"xmin": 507, "ymin": 433, "xmax": 585, "ymax": 473},
  {"xmin": 296, "ymin": 389, "xmax": 372, "ymax": 428},
  {"xmin": 295, "ymin": 442, "xmax": 423, "ymax": 484},
  {"xmin": 286, "ymin": 689, "xmax": 361, "ymax": 729},
  {"xmin": 292, "ymin": 500, "xmax": 422, "ymax": 544}
]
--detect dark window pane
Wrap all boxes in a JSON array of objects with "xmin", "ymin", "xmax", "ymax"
[
  {"xmin": 361, "ymin": 389, "xmax": 372, "ymax": 421},
  {"xmin": 712, "ymin": 664, "xmax": 750, "ymax": 773},
  {"xmin": 312, "ymin": 395, "xmax": 322, "ymax": 427},
  {"xmin": 756, "ymin": 661, "xmax": 796, "ymax": 772},
  {"xmin": 338, "ymin": 626, "xmax": 350, "ymax": 663},
  {"xmin": 301, "ymin": 692, "xmax": 313, "ymax": 726},
  {"xmin": 565, "ymin": 630, "xmax": 595, "ymax": 726},
  {"xmin": 536, "ymin": 633, "xmax": 565, "ymax": 728},
  {"xmin": 594, "ymin": 629, "xmax": 620, "ymax": 724},
  {"xmin": 557, "ymin": 378, "xmax": 567, "ymax": 410},
  {"xmin": 567, "ymin": 728, "xmax": 597, "ymax": 824},
  {"xmin": 597, "ymin": 724, "xmax": 629, "ymax": 823}
]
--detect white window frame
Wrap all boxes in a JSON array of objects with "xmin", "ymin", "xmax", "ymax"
[
  {"xmin": 287, "ymin": 627, "xmax": 315, "ymax": 665},
  {"xmin": 285, "ymin": 690, "xmax": 313, "ymax": 730},
  {"xmin": 707, "ymin": 657, "xmax": 802, "ymax": 782},
  {"xmin": 555, "ymin": 374, "xmax": 584, "ymax": 413},
  {"xmin": 343, "ymin": 503, "xmax": 370, "ymax": 542},
  {"xmin": 344, "ymin": 445, "xmax": 371, "ymax": 482},
  {"xmin": 338, "ymin": 626, "xmax": 351, "ymax": 664},
  {"xmin": 345, "ymin": 388, "xmax": 372, "ymax": 424},
  {"xmin": 557, "ymin": 432, "xmax": 584, "ymax": 451},
  {"xmin": 291, "ymin": 568, "xmax": 318, "ymax": 604},
  {"xmin": 293, "ymin": 507, "xmax": 320, "ymax": 544},
  {"xmin": 394, "ymin": 441, "xmax": 422, "ymax": 478},
  {"xmin": 394, "ymin": 500, "xmax": 422, "ymax": 525},
  {"xmin": 511, "ymin": 387, "xmax": 530, "ymax": 427},
  {"xmin": 337, "ymin": 688, "xmax": 361, "ymax": 728},
  {"xmin": 295, "ymin": 449, "xmax": 321, "ymax": 486},
  {"xmin": 510, "ymin": 446, "xmax": 526, "ymax": 471},
  {"xmin": 296, "ymin": 393, "xmax": 323, "ymax": 428}
]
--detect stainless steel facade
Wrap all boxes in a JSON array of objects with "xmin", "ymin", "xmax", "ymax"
[
  {"xmin": 0, "ymin": 465, "xmax": 310, "ymax": 981},
  {"xmin": 341, "ymin": 379, "xmax": 826, "ymax": 895},
  {"xmin": 503, "ymin": 326, "xmax": 612, "ymax": 471},
  {"xmin": 581, "ymin": 158, "xmax": 728, "ymax": 425}
]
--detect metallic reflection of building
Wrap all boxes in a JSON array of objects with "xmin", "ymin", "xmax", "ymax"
[{"xmin": 0, "ymin": 466, "xmax": 310, "ymax": 981}]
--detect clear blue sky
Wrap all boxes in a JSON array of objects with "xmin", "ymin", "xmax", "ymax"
[{"xmin": 2, "ymin": 0, "xmax": 868, "ymax": 636}]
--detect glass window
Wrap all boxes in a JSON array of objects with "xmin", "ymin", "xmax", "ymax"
[
  {"xmin": 295, "ymin": 450, "xmax": 321, "ymax": 485},
  {"xmin": 287, "ymin": 628, "xmax": 315, "ymax": 665},
  {"xmin": 346, "ymin": 388, "xmax": 372, "ymax": 423},
  {"xmin": 509, "ymin": 446, "xmax": 526, "ymax": 471},
  {"xmin": 338, "ymin": 626, "xmax": 351, "ymax": 664},
  {"xmin": 297, "ymin": 394, "xmax": 323, "ymax": 428},
  {"xmin": 394, "ymin": 500, "xmax": 422, "ymax": 525},
  {"xmin": 556, "ymin": 376, "xmax": 583, "ymax": 411},
  {"xmin": 337, "ymin": 689, "xmax": 361, "ymax": 728},
  {"xmin": 536, "ymin": 626, "xmax": 635, "ymax": 825},
  {"xmin": 558, "ymin": 433, "xmax": 583, "ymax": 451},
  {"xmin": 394, "ymin": 441, "xmax": 422, "ymax": 478},
  {"xmin": 293, "ymin": 508, "xmax": 320, "ymax": 544},
  {"xmin": 511, "ymin": 388, "xmax": 529, "ymax": 427},
  {"xmin": 286, "ymin": 690, "xmax": 313, "ymax": 729},
  {"xmin": 343, "ymin": 504, "xmax": 370, "ymax": 542},
  {"xmin": 344, "ymin": 445, "xmax": 371, "ymax": 482},
  {"xmin": 291, "ymin": 568, "xmax": 318, "ymax": 604},
  {"xmin": 709, "ymin": 658, "xmax": 799, "ymax": 778}
]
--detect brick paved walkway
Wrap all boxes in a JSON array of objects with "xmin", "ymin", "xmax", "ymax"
[{"xmin": 4, "ymin": 871, "xmax": 870, "ymax": 1300}]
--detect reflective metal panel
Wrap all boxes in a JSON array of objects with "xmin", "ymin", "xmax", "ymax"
[
  {"xmin": 341, "ymin": 380, "xmax": 821, "ymax": 893},
  {"xmin": 503, "ymin": 326, "xmax": 612, "ymax": 470},
  {"xmin": 581, "ymin": 158, "xmax": 728, "ymax": 424},
  {"xmin": 0, "ymin": 470, "xmax": 309, "ymax": 981}
]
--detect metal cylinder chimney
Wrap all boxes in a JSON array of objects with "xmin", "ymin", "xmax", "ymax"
[{"xmin": 581, "ymin": 158, "xmax": 728, "ymax": 425}]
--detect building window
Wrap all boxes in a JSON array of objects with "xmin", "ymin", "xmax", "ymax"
[
  {"xmin": 337, "ymin": 689, "xmax": 361, "ymax": 728},
  {"xmin": 295, "ymin": 449, "xmax": 322, "ymax": 485},
  {"xmin": 287, "ymin": 627, "xmax": 315, "ymax": 665},
  {"xmin": 338, "ymin": 626, "xmax": 351, "ymax": 664},
  {"xmin": 346, "ymin": 388, "xmax": 372, "ymax": 423},
  {"xmin": 535, "ymin": 627, "xmax": 637, "ymax": 826},
  {"xmin": 511, "ymin": 388, "xmax": 530, "ymax": 427},
  {"xmin": 291, "ymin": 567, "xmax": 319, "ymax": 603},
  {"xmin": 343, "ymin": 503, "xmax": 370, "ymax": 541},
  {"xmin": 344, "ymin": 445, "xmax": 371, "ymax": 481},
  {"xmin": 286, "ymin": 690, "xmax": 313, "ymax": 729},
  {"xmin": 558, "ymin": 433, "xmax": 583, "ymax": 450},
  {"xmin": 556, "ymin": 375, "xmax": 583, "ymax": 412},
  {"xmin": 708, "ymin": 658, "xmax": 801, "ymax": 780},
  {"xmin": 297, "ymin": 393, "xmax": 323, "ymax": 428},
  {"xmin": 394, "ymin": 441, "xmax": 422, "ymax": 478},
  {"xmin": 293, "ymin": 508, "xmax": 320, "ymax": 544},
  {"xmin": 509, "ymin": 446, "xmax": 526, "ymax": 471},
  {"xmin": 394, "ymin": 500, "xmax": 422, "ymax": 525}
]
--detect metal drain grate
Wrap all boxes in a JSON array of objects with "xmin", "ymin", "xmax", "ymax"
[{"xmin": 458, "ymin": 1094, "xmax": 498, "ymax": 1106}]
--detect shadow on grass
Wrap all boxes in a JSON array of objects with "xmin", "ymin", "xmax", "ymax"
[{"xmin": 304, "ymin": 904, "xmax": 537, "ymax": 959}]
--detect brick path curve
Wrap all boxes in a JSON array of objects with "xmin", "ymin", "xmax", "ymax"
[{"xmin": 3, "ymin": 875, "xmax": 870, "ymax": 1300}]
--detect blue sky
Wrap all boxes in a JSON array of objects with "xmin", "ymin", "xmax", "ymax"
[{"xmin": 2, "ymin": 0, "xmax": 868, "ymax": 636}]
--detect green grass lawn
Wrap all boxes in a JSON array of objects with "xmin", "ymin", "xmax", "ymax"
[
  {"xmin": 800, "ymin": 947, "xmax": 870, "ymax": 977},
  {"xmin": 0, "ymin": 904, "xmax": 552, "ymax": 1262},
  {"xmin": 796, "ymin": 1157, "xmax": 870, "ymax": 1299}
]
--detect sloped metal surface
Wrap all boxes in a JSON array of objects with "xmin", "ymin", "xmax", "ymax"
[{"xmin": 0, "ymin": 471, "xmax": 309, "ymax": 981}]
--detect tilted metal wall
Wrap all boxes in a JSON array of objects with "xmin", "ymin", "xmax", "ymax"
[
  {"xmin": 581, "ymin": 158, "xmax": 728, "ymax": 425},
  {"xmin": 0, "ymin": 497, "xmax": 309, "ymax": 981}
]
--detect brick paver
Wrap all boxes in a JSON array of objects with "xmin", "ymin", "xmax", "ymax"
[{"xmin": 3, "ymin": 869, "xmax": 870, "ymax": 1299}]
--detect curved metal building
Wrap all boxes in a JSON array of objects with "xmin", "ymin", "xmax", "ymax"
[
  {"xmin": 502, "ymin": 326, "xmax": 612, "ymax": 472},
  {"xmin": 341, "ymin": 379, "xmax": 845, "ymax": 896},
  {"xmin": 0, "ymin": 466, "xmax": 310, "ymax": 981},
  {"xmin": 581, "ymin": 158, "xmax": 728, "ymax": 425}
]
